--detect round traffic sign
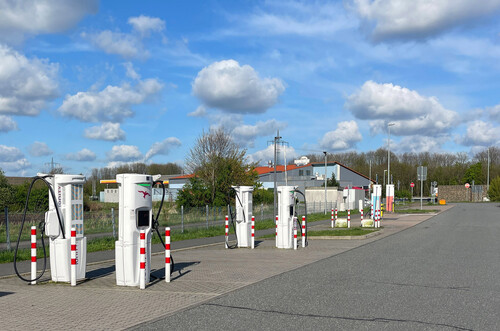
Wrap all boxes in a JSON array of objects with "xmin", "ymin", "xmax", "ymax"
[
  {"xmin": 410, "ymin": 182, "xmax": 415, "ymax": 188},
  {"xmin": 465, "ymin": 183, "xmax": 470, "ymax": 188}
]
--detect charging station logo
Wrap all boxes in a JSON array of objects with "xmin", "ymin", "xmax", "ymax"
[{"xmin": 138, "ymin": 190, "xmax": 150, "ymax": 199}]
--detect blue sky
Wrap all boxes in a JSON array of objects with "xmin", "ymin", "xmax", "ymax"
[{"xmin": 1, "ymin": 0, "xmax": 500, "ymax": 176}]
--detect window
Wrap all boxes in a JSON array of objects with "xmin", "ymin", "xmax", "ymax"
[
  {"xmin": 306, "ymin": 170, "xmax": 311, "ymax": 176},
  {"xmin": 299, "ymin": 170, "xmax": 304, "ymax": 176}
]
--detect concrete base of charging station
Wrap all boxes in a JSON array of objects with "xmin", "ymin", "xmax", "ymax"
[{"xmin": 0, "ymin": 205, "xmax": 453, "ymax": 331}]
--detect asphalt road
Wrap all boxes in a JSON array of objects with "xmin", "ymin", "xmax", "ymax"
[{"xmin": 134, "ymin": 203, "xmax": 500, "ymax": 331}]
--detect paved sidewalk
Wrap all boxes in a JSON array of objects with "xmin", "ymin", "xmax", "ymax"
[{"xmin": 0, "ymin": 205, "xmax": 452, "ymax": 330}]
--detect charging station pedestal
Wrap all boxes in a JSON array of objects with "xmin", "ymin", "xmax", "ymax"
[
  {"xmin": 371, "ymin": 184, "xmax": 382, "ymax": 219},
  {"xmin": 277, "ymin": 186, "xmax": 297, "ymax": 249},
  {"xmin": 232, "ymin": 186, "xmax": 253, "ymax": 248},
  {"xmin": 43, "ymin": 174, "xmax": 86, "ymax": 282},
  {"xmin": 115, "ymin": 174, "xmax": 158, "ymax": 287}
]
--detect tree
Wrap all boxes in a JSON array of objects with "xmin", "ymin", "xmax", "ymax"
[
  {"xmin": 327, "ymin": 173, "xmax": 338, "ymax": 187},
  {"xmin": 0, "ymin": 169, "xmax": 14, "ymax": 210},
  {"xmin": 463, "ymin": 162, "xmax": 483, "ymax": 185},
  {"xmin": 488, "ymin": 176, "xmax": 500, "ymax": 201},
  {"xmin": 184, "ymin": 128, "xmax": 257, "ymax": 206}
]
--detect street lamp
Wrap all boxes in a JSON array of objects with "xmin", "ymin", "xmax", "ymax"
[
  {"xmin": 323, "ymin": 151, "xmax": 327, "ymax": 215},
  {"xmin": 387, "ymin": 122, "xmax": 395, "ymax": 185}
]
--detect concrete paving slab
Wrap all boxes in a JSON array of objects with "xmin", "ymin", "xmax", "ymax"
[{"xmin": 0, "ymin": 205, "xmax": 452, "ymax": 330}]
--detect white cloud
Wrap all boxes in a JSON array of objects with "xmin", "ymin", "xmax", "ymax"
[
  {"xmin": 0, "ymin": 0, "xmax": 98, "ymax": 44},
  {"xmin": 0, "ymin": 44, "xmax": 58, "ymax": 116},
  {"xmin": 0, "ymin": 145, "xmax": 24, "ymax": 162},
  {"xmin": 0, "ymin": 115, "xmax": 18, "ymax": 132},
  {"xmin": 188, "ymin": 105, "xmax": 207, "ymax": 117},
  {"xmin": 66, "ymin": 148, "xmax": 96, "ymax": 161},
  {"xmin": 28, "ymin": 141, "xmax": 52, "ymax": 157},
  {"xmin": 394, "ymin": 136, "xmax": 443, "ymax": 154},
  {"xmin": 85, "ymin": 30, "xmax": 145, "ymax": 59},
  {"xmin": 58, "ymin": 78, "xmax": 163, "ymax": 122},
  {"xmin": 247, "ymin": 144, "xmax": 298, "ymax": 165},
  {"xmin": 0, "ymin": 158, "xmax": 31, "ymax": 174},
  {"xmin": 459, "ymin": 121, "xmax": 500, "ymax": 147},
  {"xmin": 123, "ymin": 62, "xmax": 140, "ymax": 80},
  {"xmin": 320, "ymin": 120, "xmax": 362, "ymax": 151},
  {"xmin": 351, "ymin": 0, "xmax": 500, "ymax": 41},
  {"xmin": 144, "ymin": 137, "xmax": 182, "ymax": 161},
  {"xmin": 84, "ymin": 15, "xmax": 165, "ymax": 59},
  {"xmin": 346, "ymin": 81, "xmax": 433, "ymax": 120},
  {"xmin": 489, "ymin": 104, "xmax": 500, "ymax": 123},
  {"xmin": 192, "ymin": 59, "xmax": 285, "ymax": 114},
  {"xmin": 84, "ymin": 122, "xmax": 126, "ymax": 141},
  {"xmin": 347, "ymin": 81, "xmax": 459, "ymax": 137},
  {"xmin": 107, "ymin": 145, "xmax": 143, "ymax": 162},
  {"xmin": 232, "ymin": 119, "xmax": 287, "ymax": 148},
  {"xmin": 128, "ymin": 15, "xmax": 165, "ymax": 36}
]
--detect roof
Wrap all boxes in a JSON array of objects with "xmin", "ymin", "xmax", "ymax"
[
  {"xmin": 169, "ymin": 173, "xmax": 196, "ymax": 180},
  {"xmin": 253, "ymin": 164, "xmax": 310, "ymax": 175}
]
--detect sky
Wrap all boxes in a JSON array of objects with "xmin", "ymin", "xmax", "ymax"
[{"xmin": 1, "ymin": 0, "xmax": 500, "ymax": 176}]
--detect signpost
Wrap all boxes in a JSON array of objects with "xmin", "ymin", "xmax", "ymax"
[
  {"xmin": 410, "ymin": 182, "xmax": 414, "ymax": 201},
  {"xmin": 417, "ymin": 166, "xmax": 427, "ymax": 210}
]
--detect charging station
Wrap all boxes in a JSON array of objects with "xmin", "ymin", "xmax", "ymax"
[
  {"xmin": 111, "ymin": 173, "xmax": 161, "ymax": 287},
  {"xmin": 277, "ymin": 186, "xmax": 297, "ymax": 249},
  {"xmin": 232, "ymin": 186, "xmax": 253, "ymax": 248},
  {"xmin": 43, "ymin": 174, "xmax": 87, "ymax": 282},
  {"xmin": 371, "ymin": 184, "xmax": 382, "ymax": 219},
  {"xmin": 386, "ymin": 184, "xmax": 394, "ymax": 212}
]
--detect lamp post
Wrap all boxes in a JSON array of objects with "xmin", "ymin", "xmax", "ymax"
[
  {"xmin": 387, "ymin": 122, "xmax": 395, "ymax": 185},
  {"xmin": 323, "ymin": 151, "xmax": 327, "ymax": 215}
]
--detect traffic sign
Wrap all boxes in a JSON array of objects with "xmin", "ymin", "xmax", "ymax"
[
  {"xmin": 465, "ymin": 183, "xmax": 470, "ymax": 188},
  {"xmin": 410, "ymin": 182, "xmax": 415, "ymax": 188},
  {"xmin": 417, "ymin": 166, "xmax": 427, "ymax": 181}
]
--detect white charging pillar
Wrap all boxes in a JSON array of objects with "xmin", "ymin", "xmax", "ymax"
[
  {"xmin": 371, "ymin": 184, "xmax": 382, "ymax": 219},
  {"xmin": 115, "ymin": 173, "xmax": 158, "ymax": 287},
  {"xmin": 232, "ymin": 186, "xmax": 253, "ymax": 248},
  {"xmin": 43, "ymin": 173, "xmax": 86, "ymax": 282},
  {"xmin": 276, "ymin": 186, "xmax": 297, "ymax": 249}
]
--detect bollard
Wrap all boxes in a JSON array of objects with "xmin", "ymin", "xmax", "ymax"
[
  {"xmin": 165, "ymin": 227, "xmax": 171, "ymax": 283},
  {"xmin": 361, "ymin": 212, "xmax": 363, "ymax": 227},
  {"xmin": 331, "ymin": 208, "xmax": 334, "ymax": 228},
  {"xmin": 347, "ymin": 209, "xmax": 351, "ymax": 228},
  {"xmin": 139, "ymin": 230, "xmax": 146, "ymax": 289},
  {"xmin": 225, "ymin": 215, "xmax": 229, "ymax": 249},
  {"xmin": 293, "ymin": 217, "xmax": 297, "ymax": 250},
  {"xmin": 302, "ymin": 216, "xmax": 306, "ymax": 248},
  {"xmin": 70, "ymin": 227, "xmax": 76, "ymax": 286},
  {"xmin": 378, "ymin": 209, "xmax": 381, "ymax": 228},
  {"xmin": 31, "ymin": 226, "xmax": 36, "ymax": 285},
  {"xmin": 275, "ymin": 215, "xmax": 278, "ymax": 247},
  {"xmin": 335, "ymin": 208, "xmax": 338, "ymax": 226},
  {"xmin": 251, "ymin": 216, "xmax": 255, "ymax": 249}
]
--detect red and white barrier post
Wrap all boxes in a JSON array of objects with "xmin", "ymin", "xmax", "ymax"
[
  {"xmin": 251, "ymin": 216, "xmax": 255, "ymax": 249},
  {"xmin": 378, "ymin": 209, "xmax": 381, "ymax": 228},
  {"xmin": 71, "ymin": 227, "xmax": 77, "ymax": 286},
  {"xmin": 275, "ymin": 215, "xmax": 278, "ymax": 247},
  {"xmin": 302, "ymin": 216, "xmax": 306, "ymax": 248},
  {"xmin": 31, "ymin": 226, "xmax": 36, "ymax": 285},
  {"xmin": 347, "ymin": 209, "xmax": 351, "ymax": 228},
  {"xmin": 335, "ymin": 208, "xmax": 338, "ymax": 226},
  {"xmin": 293, "ymin": 217, "xmax": 297, "ymax": 250},
  {"xmin": 139, "ymin": 230, "xmax": 146, "ymax": 289},
  {"xmin": 331, "ymin": 208, "xmax": 334, "ymax": 228},
  {"xmin": 360, "ymin": 212, "xmax": 363, "ymax": 227},
  {"xmin": 165, "ymin": 227, "xmax": 171, "ymax": 283},
  {"xmin": 225, "ymin": 215, "xmax": 229, "ymax": 249}
]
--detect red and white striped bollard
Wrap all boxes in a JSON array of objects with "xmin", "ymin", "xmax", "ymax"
[
  {"xmin": 225, "ymin": 215, "xmax": 229, "ymax": 248},
  {"xmin": 71, "ymin": 227, "xmax": 76, "ymax": 286},
  {"xmin": 335, "ymin": 208, "xmax": 338, "ymax": 227},
  {"xmin": 347, "ymin": 209, "xmax": 351, "ymax": 228},
  {"xmin": 31, "ymin": 226, "xmax": 36, "ymax": 285},
  {"xmin": 275, "ymin": 215, "xmax": 278, "ymax": 247},
  {"xmin": 302, "ymin": 216, "xmax": 306, "ymax": 248},
  {"xmin": 360, "ymin": 212, "xmax": 363, "ymax": 227},
  {"xmin": 293, "ymin": 217, "xmax": 297, "ymax": 250},
  {"xmin": 165, "ymin": 227, "xmax": 171, "ymax": 283},
  {"xmin": 251, "ymin": 216, "xmax": 255, "ymax": 249},
  {"xmin": 139, "ymin": 230, "xmax": 146, "ymax": 289},
  {"xmin": 331, "ymin": 208, "xmax": 334, "ymax": 228}
]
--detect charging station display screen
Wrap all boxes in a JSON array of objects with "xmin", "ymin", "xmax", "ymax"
[{"xmin": 137, "ymin": 210, "xmax": 149, "ymax": 227}]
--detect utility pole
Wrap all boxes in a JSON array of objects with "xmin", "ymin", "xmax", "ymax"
[{"xmin": 268, "ymin": 131, "xmax": 287, "ymax": 220}]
